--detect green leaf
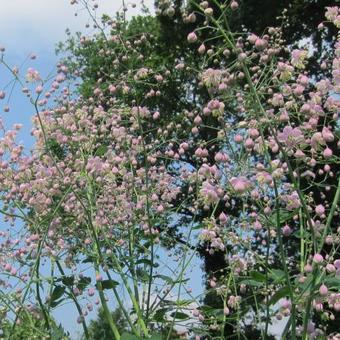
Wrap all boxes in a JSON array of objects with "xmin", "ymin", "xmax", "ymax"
[
  {"xmin": 51, "ymin": 286, "xmax": 66, "ymax": 302},
  {"xmin": 153, "ymin": 274, "xmax": 189, "ymax": 284},
  {"xmin": 82, "ymin": 256, "xmax": 96, "ymax": 264},
  {"xmin": 96, "ymin": 279, "xmax": 119, "ymax": 290},
  {"xmin": 170, "ymin": 311, "xmax": 190, "ymax": 320},
  {"xmin": 50, "ymin": 298, "xmax": 65, "ymax": 309},
  {"xmin": 78, "ymin": 276, "xmax": 91, "ymax": 290},
  {"xmin": 153, "ymin": 308, "xmax": 168, "ymax": 322},
  {"xmin": 269, "ymin": 270, "xmax": 285, "ymax": 283},
  {"xmin": 50, "ymin": 323, "xmax": 69, "ymax": 339},
  {"xmin": 149, "ymin": 335, "xmax": 163, "ymax": 340},
  {"xmin": 268, "ymin": 210, "xmax": 294, "ymax": 225},
  {"xmin": 95, "ymin": 145, "xmax": 108, "ymax": 157},
  {"xmin": 61, "ymin": 275, "xmax": 74, "ymax": 287},
  {"xmin": 136, "ymin": 268, "xmax": 150, "ymax": 282},
  {"xmin": 154, "ymin": 274, "xmax": 174, "ymax": 284},
  {"xmin": 175, "ymin": 299, "xmax": 193, "ymax": 306},
  {"xmin": 240, "ymin": 279, "xmax": 264, "ymax": 287},
  {"xmin": 268, "ymin": 286, "xmax": 290, "ymax": 306},
  {"xmin": 121, "ymin": 333, "xmax": 139, "ymax": 340},
  {"xmin": 136, "ymin": 258, "xmax": 159, "ymax": 267},
  {"xmin": 324, "ymin": 276, "xmax": 340, "ymax": 289},
  {"xmin": 250, "ymin": 271, "xmax": 266, "ymax": 282}
]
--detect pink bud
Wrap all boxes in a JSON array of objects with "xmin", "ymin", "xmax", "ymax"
[
  {"xmin": 193, "ymin": 309, "xmax": 199, "ymax": 317},
  {"xmin": 194, "ymin": 115, "xmax": 202, "ymax": 125},
  {"xmin": 35, "ymin": 85, "xmax": 43, "ymax": 94},
  {"xmin": 230, "ymin": 1, "xmax": 239, "ymax": 10},
  {"xmin": 253, "ymin": 220, "xmax": 262, "ymax": 231},
  {"xmin": 313, "ymin": 253, "xmax": 323, "ymax": 264},
  {"xmin": 187, "ymin": 32, "xmax": 198, "ymax": 43},
  {"xmin": 234, "ymin": 134, "xmax": 243, "ymax": 143},
  {"xmin": 109, "ymin": 85, "xmax": 116, "ymax": 93},
  {"xmin": 219, "ymin": 212, "xmax": 228, "ymax": 224},
  {"xmin": 326, "ymin": 264, "xmax": 335, "ymax": 273},
  {"xmin": 319, "ymin": 284, "xmax": 328, "ymax": 296},
  {"xmin": 198, "ymin": 44, "xmax": 206, "ymax": 54},
  {"xmin": 322, "ymin": 127, "xmax": 334, "ymax": 142},
  {"xmin": 282, "ymin": 225, "xmax": 292, "ymax": 236},
  {"xmin": 204, "ymin": 8, "xmax": 213, "ymax": 16},
  {"xmin": 323, "ymin": 147, "xmax": 333, "ymax": 158},
  {"xmin": 334, "ymin": 259, "xmax": 340, "ymax": 269},
  {"xmin": 244, "ymin": 138, "xmax": 254, "ymax": 149},
  {"xmin": 304, "ymin": 264, "xmax": 313, "ymax": 273}
]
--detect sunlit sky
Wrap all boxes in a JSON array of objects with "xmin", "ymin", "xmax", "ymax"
[
  {"xmin": 0, "ymin": 0, "xmax": 153, "ymax": 53},
  {"xmin": 0, "ymin": 0, "xmax": 153, "ymax": 146}
]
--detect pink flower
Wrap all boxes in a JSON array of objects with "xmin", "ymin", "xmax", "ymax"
[
  {"xmin": 230, "ymin": 177, "xmax": 251, "ymax": 194},
  {"xmin": 322, "ymin": 127, "xmax": 334, "ymax": 142},
  {"xmin": 323, "ymin": 147, "xmax": 333, "ymax": 158},
  {"xmin": 26, "ymin": 67, "xmax": 41, "ymax": 82},
  {"xmin": 277, "ymin": 126, "xmax": 304, "ymax": 148},
  {"xmin": 281, "ymin": 299, "xmax": 291, "ymax": 310},
  {"xmin": 255, "ymin": 38, "xmax": 267, "ymax": 50},
  {"xmin": 291, "ymin": 49, "xmax": 308, "ymax": 69},
  {"xmin": 200, "ymin": 181, "xmax": 219, "ymax": 203},
  {"xmin": 283, "ymin": 191, "xmax": 301, "ymax": 210},
  {"xmin": 325, "ymin": 7, "xmax": 339, "ymax": 22},
  {"xmin": 315, "ymin": 204, "xmax": 325, "ymax": 216},
  {"xmin": 214, "ymin": 152, "xmax": 229, "ymax": 163}
]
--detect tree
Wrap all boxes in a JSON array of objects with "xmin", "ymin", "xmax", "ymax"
[{"xmin": 84, "ymin": 308, "xmax": 128, "ymax": 340}]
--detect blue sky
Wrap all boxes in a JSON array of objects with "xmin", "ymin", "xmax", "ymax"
[{"xmin": 0, "ymin": 0, "xmax": 153, "ymax": 148}]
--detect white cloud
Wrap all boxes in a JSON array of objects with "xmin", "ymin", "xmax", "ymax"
[{"xmin": 0, "ymin": 0, "xmax": 154, "ymax": 54}]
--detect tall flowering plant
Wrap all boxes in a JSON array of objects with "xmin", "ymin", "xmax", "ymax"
[{"xmin": 0, "ymin": 1, "xmax": 339, "ymax": 339}]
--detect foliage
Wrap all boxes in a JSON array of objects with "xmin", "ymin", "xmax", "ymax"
[{"xmin": 0, "ymin": 1, "xmax": 339, "ymax": 340}]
